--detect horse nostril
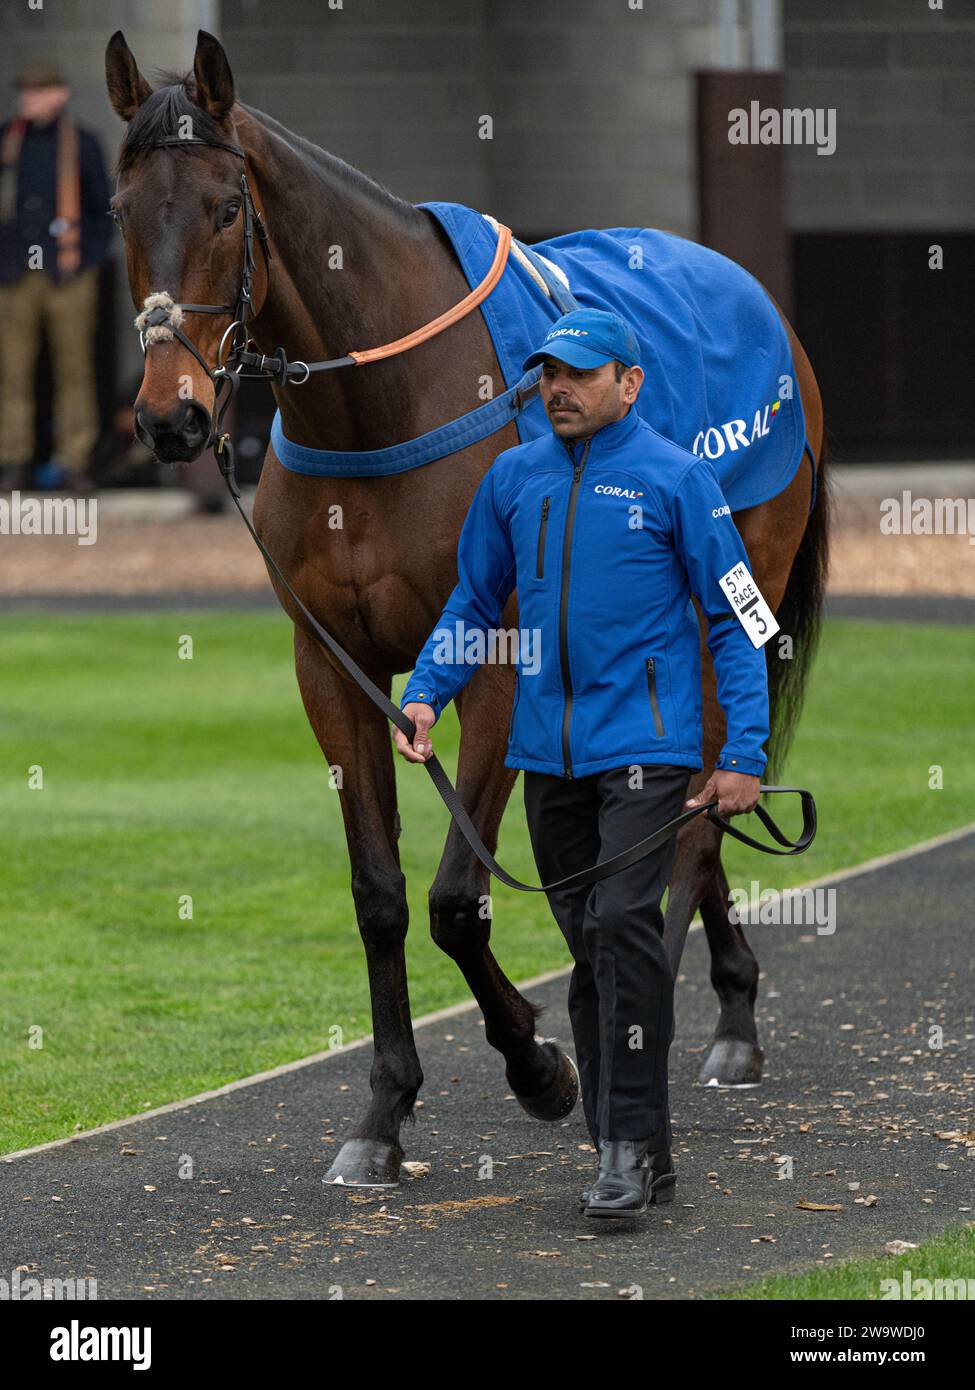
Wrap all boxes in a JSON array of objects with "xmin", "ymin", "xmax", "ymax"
[
  {"xmin": 182, "ymin": 400, "xmax": 211, "ymax": 442},
  {"xmin": 135, "ymin": 400, "xmax": 211, "ymax": 461},
  {"xmin": 134, "ymin": 405, "xmax": 168, "ymax": 449}
]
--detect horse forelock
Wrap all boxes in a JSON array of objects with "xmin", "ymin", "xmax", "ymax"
[{"xmin": 116, "ymin": 75, "xmax": 229, "ymax": 173}]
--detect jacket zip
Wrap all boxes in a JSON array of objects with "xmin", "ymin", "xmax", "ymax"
[
  {"xmin": 559, "ymin": 439, "xmax": 591, "ymax": 778},
  {"xmin": 646, "ymin": 657, "xmax": 665, "ymax": 737},
  {"xmin": 536, "ymin": 495, "xmax": 551, "ymax": 578}
]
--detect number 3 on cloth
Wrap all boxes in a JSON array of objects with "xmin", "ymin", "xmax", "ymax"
[{"xmin": 718, "ymin": 563, "xmax": 780, "ymax": 649}]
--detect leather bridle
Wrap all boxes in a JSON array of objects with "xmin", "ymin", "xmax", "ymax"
[
  {"xmin": 131, "ymin": 132, "xmax": 515, "ymax": 420},
  {"xmin": 126, "ymin": 132, "xmax": 818, "ymax": 890},
  {"xmin": 129, "ymin": 134, "xmax": 278, "ymax": 449}
]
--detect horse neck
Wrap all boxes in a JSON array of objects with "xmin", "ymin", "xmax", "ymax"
[{"xmin": 237, "ymin": 110, "xmax": 458, "ymax": 453}]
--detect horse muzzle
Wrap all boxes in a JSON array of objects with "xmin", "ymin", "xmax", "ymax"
[{"xmin": 134, "ymin": 399, "xmax": 212, "ymax": 463}]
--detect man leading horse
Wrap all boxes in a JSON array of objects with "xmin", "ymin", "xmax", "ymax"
[{"xmin": 396, "ymin": 307, "xmax": 773, "ymax": 1217}]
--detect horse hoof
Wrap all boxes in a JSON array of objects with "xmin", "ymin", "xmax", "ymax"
[
  {"xmin": 323, "ymin": 1139, "xmax": 403, "ymax": 1187},
  {"xmin": 697, "ymin": 1039, "xmax": 764, "ymax": 1087},
  {"xmin": 512, "ymin": 1039, "xmax": 579, "ymax": 1121}
]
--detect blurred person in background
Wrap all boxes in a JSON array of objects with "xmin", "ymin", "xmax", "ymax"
[{"xmin": 0, "ymin": 62, "xmax": 111, "ymax": 493}]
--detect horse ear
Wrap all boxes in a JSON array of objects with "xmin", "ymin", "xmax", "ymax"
[
  {"xmin": 193, "ymin": 30, "xmax": 236, "ymax": 120},
  {"xmin": 105, "ymin": 31, "xmax": 151, "ymax": 122}
]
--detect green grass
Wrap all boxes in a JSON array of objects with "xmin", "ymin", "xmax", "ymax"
[
  {"xmin": 710, "ymin": 1223, "xmax": 975, "ymax": 1299},
  {"xmin": 1, "ymin": 613, "xmax": 973, "ymax": 1154}
]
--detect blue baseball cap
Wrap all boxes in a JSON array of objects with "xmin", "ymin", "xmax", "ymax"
[{"xmin": 522, "ymin": 308, "xmax": 641, "ymax": 373}]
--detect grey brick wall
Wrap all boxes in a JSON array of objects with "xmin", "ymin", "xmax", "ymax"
[
  {"xmin": 3, "ymin": 2, "xmax": 970, "ymax": 261},
  {"xmin": 0, "ymin": 0, "xmax": 218, "ymax": 146},
  {"xmin": 784, "ymin": 0, "xmax": 975, "ymax": 230},
  {"xmin": 221, "ymin": 0, "xmax": 740, "ymax": 239},
  {"xmin": 7, "ymin": 0, "xmax": 967, "ymax": 392}
]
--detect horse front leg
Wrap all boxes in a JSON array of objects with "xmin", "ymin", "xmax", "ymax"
[
  {"xmin": 428, "ymin": 665, "xmax": 579, "ymax": 1121},
  {"xmin": 293, "ymin": 626, "xmax": 422, "ymax": 1186}
]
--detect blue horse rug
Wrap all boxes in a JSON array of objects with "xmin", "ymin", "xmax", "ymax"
[{"xmin": 271, "ymin": 201, "xmax": 814, "ymax": 514}]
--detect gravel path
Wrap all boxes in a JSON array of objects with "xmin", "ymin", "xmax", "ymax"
[
  {"xmin": 2, "ymin": 831, "xmax": 972, "ymax": 1300},
  {"xmin": 1, "ymin": 470, "xmax": 974, "ymax": 597}
]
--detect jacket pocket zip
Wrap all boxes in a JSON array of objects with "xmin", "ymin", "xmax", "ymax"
[
  {"xmin": 646, "ymin": 657, "xmax": 665, "ymax": 737},
  {"xmin": 536, "ymin": 495, "xmax": 551, "ymax": 579},
  {"xmin": 507, "ymin": 671, "xmax": 521, "ymax": 744}
]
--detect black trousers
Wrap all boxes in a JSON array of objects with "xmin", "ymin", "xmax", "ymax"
[{"xmin": 523, "ymin": 763, "xmax": 692, "ymax": 1150}]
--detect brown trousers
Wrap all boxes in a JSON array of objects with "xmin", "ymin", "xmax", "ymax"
[{"xmin": 0, "ymin": 267, "xmax": 99, "ymax": 472}]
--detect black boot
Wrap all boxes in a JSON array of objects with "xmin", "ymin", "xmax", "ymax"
[{"xmin": 580, "ymin": 1140, "xmax": 676, "ymax": 1216}]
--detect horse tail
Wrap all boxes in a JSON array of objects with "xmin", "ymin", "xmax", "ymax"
[{"xmin": 764, "ymin": 433, "xmax": 834, "ymax": 782}]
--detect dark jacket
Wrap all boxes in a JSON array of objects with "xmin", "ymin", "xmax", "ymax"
[{"xmin": 0, "ymin": 117, "xmax": 111, "ymax": 284}]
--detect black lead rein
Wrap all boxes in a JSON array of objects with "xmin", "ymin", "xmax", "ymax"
[
  {"xmin": 214, "ymin": 420, "xmax": 816, "ymax": 893},
  {"xmin": 134, "ymin": 133, "xmax": 818, "ymax": 895}
]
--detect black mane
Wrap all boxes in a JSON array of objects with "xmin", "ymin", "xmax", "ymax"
[
  {"xmin": 240, "ymin": 102, "xmax": 420, "ymax": 218},
  {"xmin": 117, "ymin": 72, "xmax": 422, "ymax": 223}
]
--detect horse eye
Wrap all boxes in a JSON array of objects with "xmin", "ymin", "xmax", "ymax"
[
  {"xmin": 221, "ymin": 203, "xmax": 241, "ymax": 229},
  {"xmin": 108, "ymin": 207, "xmax": 122, "ymax": 229}
]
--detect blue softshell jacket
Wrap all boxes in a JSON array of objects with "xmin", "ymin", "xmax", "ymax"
[{"xmin": 400, "ymin": 407, "xmax": 770, "ymax": 779}]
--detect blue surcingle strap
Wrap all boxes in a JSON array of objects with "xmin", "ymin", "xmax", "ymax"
[
  {"xmin": 269, "ymin": 213, "xmax": 579, "ymax": 480},
  {"xmin": 269, "ymin": 211, "xmax": 578, "ymax": 480},
  {"xmin": 270, "ymin": 367, "xmax": 543, "ymax": 478}
]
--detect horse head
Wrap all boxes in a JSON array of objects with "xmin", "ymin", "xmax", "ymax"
[{"xmin": 105, "ymin": 29, "xmax": 268, "ymax": 462}]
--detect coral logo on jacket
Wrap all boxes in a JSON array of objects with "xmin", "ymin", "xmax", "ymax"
[
  {"xmin": 692, "ymin": 400, "xmax": 781, "ymax": 461},
  {"xmin": 594, "ymin": 484, "xmax": 644, "ymax": 499}
]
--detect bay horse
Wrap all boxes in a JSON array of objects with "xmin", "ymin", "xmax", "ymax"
[{"xmin": 105, "ymin": 30, "xmax": 829, "ymax": 1186}]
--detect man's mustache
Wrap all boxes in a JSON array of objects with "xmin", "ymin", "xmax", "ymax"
[{"xmin": 549, "ymin": 399, "xmax": 580, "ymax": 412}]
